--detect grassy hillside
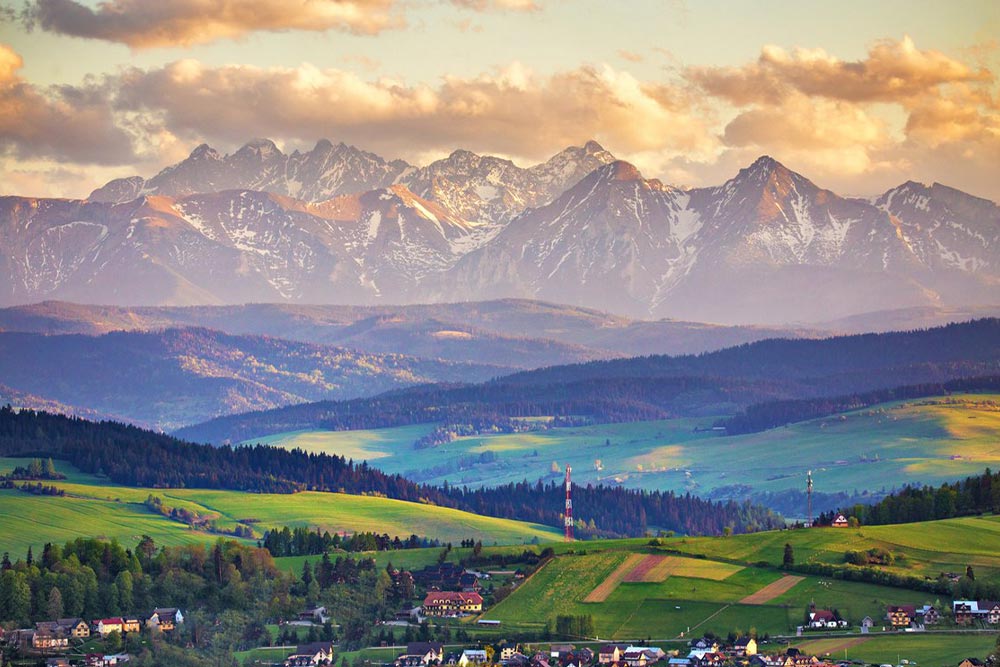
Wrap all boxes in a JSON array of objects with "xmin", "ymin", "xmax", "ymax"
[
  {"xmin": 259, "ymin": 394, "xmax": 1000, "ymax": 512},
  {"xmin": 485, "ymin": 516, "xmax": 1000, "ymax": 639},
  {"xmin": 0, "ymin": 458, "xmax": 559, "ymax": 556}
]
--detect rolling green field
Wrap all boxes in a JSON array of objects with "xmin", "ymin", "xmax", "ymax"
[
  {"xmin": 0, "ymin": 458, "xmax": 559, "ymax": 556},
  {"xmin": 668, "ymin": 514, "xmax": 1000, "ymax": 584},
  {"xmin": 254, "ymin": 394, "xmax": 1000, "ymax": 505},
  {"xmin": 485, "ymin": 549, "xmax": 936, "ymax": 639}
]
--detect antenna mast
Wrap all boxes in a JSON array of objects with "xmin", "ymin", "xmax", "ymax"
[
  {"xmin": 564, "ymin": 466, "xmax": 574, "ymax": 541},
  {"xmin": 807, "ymin": 470, "xmax": 813, "ymax": 528}
]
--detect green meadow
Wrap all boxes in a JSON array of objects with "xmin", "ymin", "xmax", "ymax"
[
  {"xmin": 485, "ymin": 549, "xmax": 935, "ymax": 639},
  {"xmin": 254, "ymin": 394, "xmax": 1000, "ymax": 501},
  {"xmin": 0, "ymin": 458, "xmax": 559, "ymax": 556},
  {"xmin": 667, "ymin": 514, "xmax": 1000, "ymax": 584}
]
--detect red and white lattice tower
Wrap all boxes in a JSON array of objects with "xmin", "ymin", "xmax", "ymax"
[{"xmin": 564, "ymin": 466, "xmax": 574, "ymax": 541}]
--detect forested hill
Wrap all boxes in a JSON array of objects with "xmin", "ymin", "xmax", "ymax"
[
  {"xmin": 0, "ymin": 407, "xmax": 782, "ymax": 537},
  {"xmin": 497, "ymin": 318, "xmax": 1000, "ymax": 385},
  {"xmin": 177, "ymin": 318, "xmax": 1000, "ymax": 444},
  {"xmin": 837, "ymin": 468, "xmax": 1000, "ymax": 526}
]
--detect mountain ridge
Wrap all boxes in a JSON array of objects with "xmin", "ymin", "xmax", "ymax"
[{"xmin": 3, "ymin": 142, "xmax": 997, "ymax": 324}]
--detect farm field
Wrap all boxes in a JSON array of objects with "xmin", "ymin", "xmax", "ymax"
[
  {"xmin": 486, "ymin": 538, "xmax": 985, "ymax": 639},
  {"xmin": 0, "ymin": 458, "xmax": 559, "ymax": 555},
  {"xmin": 665, "ymin": 514, "xmax": 1000, "ymax": 584},
  {"xmin": 254, "ymin": 394, "xmax": 1000, "ymax": 503}
]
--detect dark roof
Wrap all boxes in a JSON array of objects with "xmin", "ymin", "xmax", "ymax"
[
  {"xmin": 408, "ymin": 642, "xmax": 444, "ymax": 654},
  {"xmin": 296, "ymin": 642, "xmax": 334, "ymax": 655}
]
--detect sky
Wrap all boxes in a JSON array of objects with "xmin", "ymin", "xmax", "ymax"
[{"xmin": 0, "ymin": 0, "xmax": 998, "ymax": 200}]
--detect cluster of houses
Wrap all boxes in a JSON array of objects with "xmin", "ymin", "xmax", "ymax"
[
  {"xmin": 2, "ymin": 608, "xmax": 183, "ymax": 654},
  {"xmin": 384, "ymin": 640, "xmax": 849, "ymax": 667},
  {"xmin": 802, "ymin": 599, "xmax": 1000, "ymax": 633}
]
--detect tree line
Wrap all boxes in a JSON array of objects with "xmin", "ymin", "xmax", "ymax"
[
  {"xmin": 260, "ymin": 526, "xmax": 440, "ymax": 557},
  {"xmin": 839, "ymin": 468, "xmax": 1000, "ymax": 526}
]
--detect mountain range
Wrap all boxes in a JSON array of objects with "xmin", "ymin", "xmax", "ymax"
[{"xmin": 1, "ymin": 139, "xmax": 997, "ymax": 323}]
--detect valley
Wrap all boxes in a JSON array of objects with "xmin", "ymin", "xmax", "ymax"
[{"xmin": 253, "ymin": 394, "xmax": 1000, "ymax": 514}]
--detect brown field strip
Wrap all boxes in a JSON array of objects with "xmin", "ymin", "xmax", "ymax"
[
  {"xmin": 739, "ymin": 574, "xmax": 804, "ymax": 604},
  {"xmin": 584, "ymin": 553, "xmax": 646, "ymax": 602},
  {"xmin": 623, "ymin": 555, "xmax": 667, "ymax": 582},
  {"xmin": 625, "ymin": 555, "xmax": 744, "ymax": 583}
]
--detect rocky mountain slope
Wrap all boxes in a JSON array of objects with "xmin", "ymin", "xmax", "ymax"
[{"xmin": 2, "ymin": 140, "xmax": 996, "ymax": 324}]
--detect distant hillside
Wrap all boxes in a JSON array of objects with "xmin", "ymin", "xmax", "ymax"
[
  {"xmin": 176, "ymin": 318, "xmax": 1000, "ymax": 444},
  {"xmin": 0, "ymin": 328, "xmax": 508, "ymax": 430},
  {"xmin": 0, "ymin": 299, "xmax": 816, "ymax": 366},
  {"xmin": 0, "ymin": 407, "xmax": 782, "ymax": 537}
]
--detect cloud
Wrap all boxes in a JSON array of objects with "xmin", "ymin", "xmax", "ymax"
[
  {"xmin": 687, "ymin": 36, "xmax": 992, "ymax": 105},
  {"xmin": 450, "ymin": 0, "xmax": 539, "ymax": 11},
  {"xmin": 680, "ymin": 36, "xmax": 1000, "ymax": 198},
  {"xmin": 19, "ymin": 0, "xmax": 404, "ymax": 48},
  {"xmin": 0, "ymin": 43, "xmax": 136, "ymax": 164},
  {"xmin": 111, "ymin": 59, "xmax": 718, "ymax": 162},
  {"xmin": 617, "ymin": 50, "xmax": 644, "ymax": 63}
]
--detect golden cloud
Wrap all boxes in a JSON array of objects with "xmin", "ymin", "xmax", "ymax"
[
  {"xmin": 687, "ymin": 36, "xmax": 992, "ymax": 105},
  {"xmin": 22, "ymin": 0, "xmax": 404, "ymax": 48},
  {"xmin": 112, "ymin": 60, "xmax": 718, "ymax": 161},
  {"xmin": 0, "ymin": 43, "xmax": 135, "ymax": 165}
]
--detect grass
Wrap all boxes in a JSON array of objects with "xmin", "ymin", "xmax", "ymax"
[
  {"xmin": 791, "ymin": 633, "xmax": 997, "ymax": 665},
  {"xmin": 253, "ymin": 394, "xmax": 1000, "ymax": 506},
  {"xmin": 0, "ymin": 457, "xmax": 559, "ymax": 556},
  {"xmin": 0, "ymin": 487, "xmax": 226, "ymax": 558},
  {"xmin": 663, "ymin": 514, "xmax": 1000, "ymax": 584}
]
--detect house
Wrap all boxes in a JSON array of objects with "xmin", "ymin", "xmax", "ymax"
[
  {"xmin": 689, "ymin": 639, "xmax": 718, "ymax": 652},
  {"xmin": 954, "ymin": 601, "xmax": 976, "ymax": 624},
  {"xmin": 917, "ymin": 605, "xmax": 940, "ymax": 625},
  {"xmin": 146, "ymin": 608, "xmax": 184, "ymax": 631},
  {"xmin": 95, "ymin": 618, "xmax": 125, "ymax": 638},
  {"xmin": 958, "ymin": 660, "xmax": 984, "ymax": 667},
  {"xmin": 421, "ymin": 592, "xmax": 483, "ymax": 617},
  {"xmin": 33, "ymin": 623, "xmax": 70, "ymax": 650},
  {"xmin": 696, "ymin": 654, "xmax": 726, "ymax": 667},
  {"xmin": 733, "ymin": 637, "xmax": 758, "ymax": 656},
  {"xmin": 887, "ymin": 604, "xmax": 916, "ymax": 628},
  {"xmin": 860, "ymin": 616, "xmax": 874, "ymax": 633},
  {"xmin": 460, "ymin": 573, "xmax": 482, "ymax": 592},
  {"xmin": 407, "ymin": 642, "xmax": 445, "ymax": 665},
  {"xmin": 459, "ymin": 650, "xmax": 489, "ymax": 666},
  {"xmin": 86, "ymin": 654, "xmax": 131, "ymax": 666},
  {"xmin": 831, "ymin": 514, "xmax": 849, "ymax": 528},
  {"xmin": 57, "ymin": 618, "xmax": 90, "ymax": 638},
  {"xmin": 121, "ymin": 618, "xmax": 141, "ymax": 633},
  {"xmin": 45, "ymin": 659, "xmax": 71, "ymax": 667},
  {"xmin": 503, "ymin": 653, "xmax": 530, "ymax": 667},
  {"xmin": 284, "ymin": 642, "xmax": 335, "ymax": 666},
  {"xmin": 953, "ymin": 600, "xmax": 1000, "ymax": 625},
  {"xmin": 806, "ymin": 610, "xmax": 836, "ymax": 629},
  {"xmin": 549, "ymin": 645, "xmax": 576, "ymax": 659},
  {"xmin": 499, "ymin": 646, "xmax": 519, "ymax": 662},
  {"xmin": 298, "ymin": 606, "xmax": 329, "ymax": 624},
  {"xmin": 599, "ymin": 645, "xmax": 629, "ymax": 664}
]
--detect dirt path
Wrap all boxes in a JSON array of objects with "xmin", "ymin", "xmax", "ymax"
[
  {"xmin": 584, "ymin": 553, "xmax": 646, "ymax": 602},
  {"xmin": 739, "ymin": 575, "xmax": 804, "ymax": 604}
]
